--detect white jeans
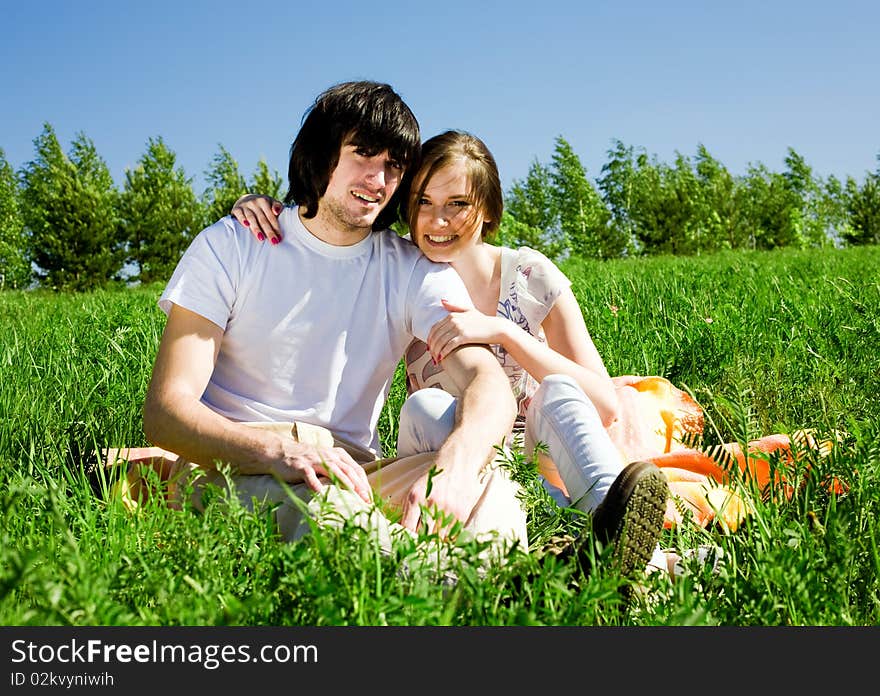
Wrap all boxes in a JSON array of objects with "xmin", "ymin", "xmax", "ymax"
[{"xmin": 397, "ymin": 374, "xmax": 626, "ymax": 515}]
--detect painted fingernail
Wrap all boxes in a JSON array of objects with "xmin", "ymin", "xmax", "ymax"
[
  {"xmin": 242, "ymin": 219, "xmax": 250, "ymax": 226},
  {"xmin": 257, "ymin": 232, "xmax": 266, "ymax": 241},
  {"xmin": 270, "ymin": 237, "xmax": 280, "ymax": 245}
]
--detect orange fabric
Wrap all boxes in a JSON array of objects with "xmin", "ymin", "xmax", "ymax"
[
  {"xmin": 606, "ymin": 375, "xmax": 705, "ymax": 461},
  {"xmin": 607, "ymin": 376, "xmax": 843, "ymax": 532}
]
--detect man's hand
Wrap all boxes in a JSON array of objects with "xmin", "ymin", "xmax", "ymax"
[
  {"xmin": 399, "ymin": 454, "xmax": 483, "ymax": 536},
  {"xmin": 231, "ymin": 194, "xmax": 284, "ymax": 244},
  {"xmin": 273, "ymin": 438, "xmax": 373, "ymax": 503}
]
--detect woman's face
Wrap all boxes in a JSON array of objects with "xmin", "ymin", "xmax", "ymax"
[{"xmin": 411, "ymin": 159, "xmax": 487, "ymax": 263}]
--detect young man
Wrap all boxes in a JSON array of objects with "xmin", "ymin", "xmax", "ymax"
[{"xmin": 142, "ymin": 80, "xmax": 528, "ymax": 548}]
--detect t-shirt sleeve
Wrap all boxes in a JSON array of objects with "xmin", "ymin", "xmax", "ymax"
[
  {"xmin": 515, "ymin": 246, "xmax": 572, "ymax": 328},
  {"xmin": 406, "ymin": 256, "xmax": 474, "ymax": 342},
  {"xmin": 520, "ymin": 246, "xmax": 571, "ymax": 306},
  {"xmin": 158, "ymin": 217, "xmax": 242, "ymax": 330}
]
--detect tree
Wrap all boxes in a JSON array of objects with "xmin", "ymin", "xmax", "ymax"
[
  {"xmin": 20, "ymin": 124, "xmax": 121, "ymax": 290},
  {"xmin": 0, "ymin": 149, "xmax": 31, "ymax": 289},
  {"xmin": 504, "ymin": 159, "xmax": 564, "ymax": 258},
  {"xmin": 249, "ymin": 158, "xmax": 284, "ymax": 199},
  {"xmin": 821, "ymin": 174, "xmax": 850, "ymax": 246},
  {"xmin": 625, "ymin": 152, "xmax": 699, "ymax": 255},
  {"xmin": 202, "ymin": 145, "xmax": 247, "ymax": 224},
  {"xmin": 782, "ymin": 148, "xmax": 834, "ymax": 247},
  {"xmin": 506, "ymin": 159, "xmax": 556, "ymax": 231},
  {"xmin": 597, "ymin": 139, "xmax": 639, "ymax": 255},
  {"xmin": 693, "ymin": 144, "xmax": 750, "ymax": 252},
  {"xmin": 118, "ymin": 137, "xmax": 204, "ymax": 284},
  {"xmin": 739, "ymin": 162, "xmax": 802, "ymax": 250},
  {"xmin": 549, "ymin": 136, "xmax": 616, "ymax": 259},
  {"xmin": 841, "ymin": 157, "xmax": 880, "ymax": 245},
  {"xmin": 493, "ymin": 210, "xmax": 560, "ymax": 257},
  {"xmin": 505, "ymin": 139, "xmax": 621, "ymax": 260}
]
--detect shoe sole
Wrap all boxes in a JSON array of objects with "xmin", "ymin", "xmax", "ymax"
[{"xmin": 591, "ymin": 461, "xmax": 668, "ymax": 579}]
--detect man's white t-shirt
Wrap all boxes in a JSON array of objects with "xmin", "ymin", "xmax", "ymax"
[{"xmin": 159, "ymin": 207, "xmax": 473, "ymax": 454}]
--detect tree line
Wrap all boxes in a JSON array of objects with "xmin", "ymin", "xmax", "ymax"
[
  {"xmin": 1, "ymin": 123, "xmax": 878, "ymax": 291},
  {"xmin": 499, "ymin": 138, "xmax": 880, "ymax": 261},
  {"xmin": 0, "ymin": 124, "xmax": 283, "ymax": 291}
]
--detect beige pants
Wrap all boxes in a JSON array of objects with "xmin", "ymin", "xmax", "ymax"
[{"xmin": 134, "ymin": 421, "xmax": 529, "ymax": 559}]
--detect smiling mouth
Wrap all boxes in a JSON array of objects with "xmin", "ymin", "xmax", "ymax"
[
  {"xmin": 351, "ymin": 190, "xmax": 381, "ymax": 204},
  {"xmin": 424, "ymin": 234, "xmax": 457, "ymax": 244}
]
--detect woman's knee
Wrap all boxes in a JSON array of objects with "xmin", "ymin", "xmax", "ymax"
[
  {"xmin": 531, "ymin": 374, "xmax": 590, "ymax": 411},
  {"xmin": 525, "ymin": 374, "xmax": 604, "ymax": 445},
  {"xmin": 400, "ymin": 388, "xmax": 456, "ymax": 423},
  {"xmin": 397, "ymin": 388, "xmax": 457, "ymax": 454}
]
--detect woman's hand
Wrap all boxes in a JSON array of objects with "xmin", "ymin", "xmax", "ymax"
[
  {"xmin": 231, "ymin": 194, "xmax": 285, "ymax": 244},
  {"xmin": 427, "ymin": 299, "xmax": 507, "ymax": 363}
]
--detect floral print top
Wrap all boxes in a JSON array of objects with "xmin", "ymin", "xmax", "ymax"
[{"xmin": 404, "ymin": 246, "xmax": 571, "ymax": 431}]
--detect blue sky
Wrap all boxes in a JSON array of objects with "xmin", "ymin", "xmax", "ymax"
[{"xmin": 2, "ymin": 0, "xmax": 878, "ymax": 197}]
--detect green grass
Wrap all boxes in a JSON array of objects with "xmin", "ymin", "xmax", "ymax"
[{"xmin": 1, "ymin": 246, "xmax": 878, "ymax": 625}]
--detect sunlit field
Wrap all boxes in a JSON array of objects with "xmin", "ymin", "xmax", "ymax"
[{"xmin": 1, "ymin": 245, "xmax": 878, "ymax": 625}]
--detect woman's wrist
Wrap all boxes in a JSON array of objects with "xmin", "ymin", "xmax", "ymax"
[{"xmin": 494, "ymin": 317, "xmax": 519, "ymax": 350}]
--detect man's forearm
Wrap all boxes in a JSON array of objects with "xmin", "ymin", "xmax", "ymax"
[
  {"xmin": 142, "ymin": 390, "xmax": 282, "ymax": 475},
  {"xmin": 436, "ymin": 367, "xmax": 516, "ymax": 472}
]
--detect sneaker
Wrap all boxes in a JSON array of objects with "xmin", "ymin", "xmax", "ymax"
[{"xmin": 590, "ymin": 460, "xmax": 669, "ymax": 579}]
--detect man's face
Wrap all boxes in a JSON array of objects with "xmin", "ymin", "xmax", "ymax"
[{"xmin": 318, "ymin": 139, "xmax": 405, "ymax": 234}]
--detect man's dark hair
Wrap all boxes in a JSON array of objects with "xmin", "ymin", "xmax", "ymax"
[{"xmin": 285, "ymin": 81, "xmax": 421, "ymax": 230}]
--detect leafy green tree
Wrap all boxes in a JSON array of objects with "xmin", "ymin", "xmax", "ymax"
[
  {"xmin": 782, "ymin": 148, "xmax": 834, "ymax": 247},
  {"xmin": 597, "ymin": 139, "xmax": 639, "ymax": 255},
  {"xmin": 506, "ymin": 159, "xmax": 556, "ymax": 232},
  {"xmin": 504, "ymin": 159, "xmax": 564, "ymax": 257},
  {"xmin": 506, "ymin": 139, "xmax": 620, "ymax": 260},
  {"xmin": 249, "ymin": 158, "xmax": 284, "ymax": 199},
  {"xmin": 841, "ymin": 157, "xmax": 880, "ymax": 245},
  {"xmin": 118, "ymin": 137, "xmax": 204, "ymax": 284},
  {"xmin": 738, "ymin": 163, "xmax": 802, "ymax": 250},
  {"xmin": 549, "ymin": 137, "xmax": 617, "ymax": 259},
  {"xmin": 625, "ymin": 152, "xmax": 701, "ymax": 255},
  {"xmin": 693, "ymin": 144, "xmax": 751, "ymax": 252},
  {"xmin": 0, "ymin": 149, "xmax": 31, "ymax": 289},
  {"xmin": 669, "ymin": 152, "xmax": 703, "ymax": 254},
  {"xmin": 493, "ymin": 210, "xmax": 563, "ymax": 257},
  {"xmin": 202, "ymin": 144, "xmax": 247, "ymax": 224},
  {"xmin": 820, "ymin": 174, "xmax": 851, "ymax": 246},
  {"xmin": 20, "ymin": 124, "xmax": 121, "ymax": 290}
]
